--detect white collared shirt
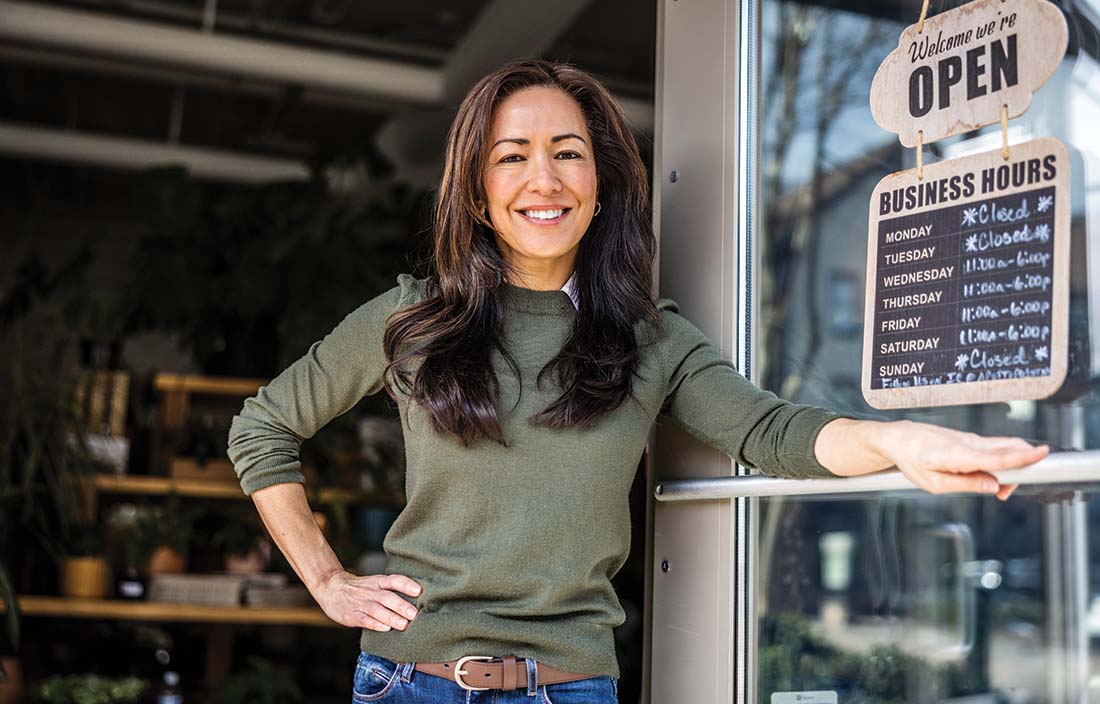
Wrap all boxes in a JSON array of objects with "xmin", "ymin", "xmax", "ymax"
[{"xmin": 561, "ymin": 273, "xmax": 579, "ymax": 309}]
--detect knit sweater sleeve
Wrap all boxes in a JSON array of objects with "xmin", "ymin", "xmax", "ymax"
[
  {"xmin": 227, "ymin": 274, "xmax": 425, "ymax": 495},
  {"xmin": 655, "ymin": 299, "xmax": 857, "ymax": 479}
]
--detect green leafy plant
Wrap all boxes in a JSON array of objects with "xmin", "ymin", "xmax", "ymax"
[
  {"xmin": 758, "ymin": 613, "xmax": 987, "ymax": 703},
  {"xmin": 212, "ymin": 656, "xmax": 302, "ymax": 704},
  {"xmin": 125, "ymin": 168, "xmax": 424, "ymax": 377},
  {"xmin": 211, "ymin": 511, "xmax": 266, "ymax": 558},
  {"xmin": 32, "ymin": 674, "xmax": 146, "ymax": 704},
  {"xmin": 132, "ymin": 493, "xmax": 196, "ymax": 563},
  {"xmin": 60, "ymin": 527, "xmax": 106, "ymax": 559},
  {"xmin": 0, "ymin": 252, "xmax": 105, "ymax": 659}
]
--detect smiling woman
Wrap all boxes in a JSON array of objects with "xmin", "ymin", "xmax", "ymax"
[{"xmin": 227, "ymin": 56, "xmax": 1048, "ymax": 704}]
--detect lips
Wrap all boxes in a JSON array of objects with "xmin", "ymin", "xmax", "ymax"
[{"xmin": 517, "ymin": 207, "xmax": 571, "ymax": 225}]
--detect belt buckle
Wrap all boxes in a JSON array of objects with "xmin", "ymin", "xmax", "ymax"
[{"xmin": 454, "ymin": 655, "xmax": 494, "ymax": 691}]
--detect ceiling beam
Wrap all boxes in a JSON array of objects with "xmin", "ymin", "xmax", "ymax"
[
  {"xmin": 0, "ymin": 0, "xmax": 443, "ymax": 105},
  {"xmin": 0, "ymin": 44, "xmax": 401, "ymax": 115},
  {"xmin": 0, "ymin": 120, "xmax": 310, "ymax": 183}
]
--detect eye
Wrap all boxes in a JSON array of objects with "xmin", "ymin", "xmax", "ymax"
[
  {"xmin": 556, "ymin": 151, "xmax": 582, "ymax": 160},
  {"xmin": 499, "ymin": 154, "xmax": 524, "ymax": 163}
]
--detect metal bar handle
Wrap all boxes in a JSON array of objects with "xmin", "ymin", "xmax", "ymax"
[{"xmin": 654, "ymin": 450, "xmax": 1100, "ymax": 501}]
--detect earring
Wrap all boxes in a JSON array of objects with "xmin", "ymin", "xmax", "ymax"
[{"xmin": 594, "ymin": 201, "xmax": 602, "ymax": 216}]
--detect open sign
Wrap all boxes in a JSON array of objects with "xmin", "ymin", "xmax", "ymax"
[
  {"xmin": 870, "ymin": 0, "xmax": 1066, "ymax": 148},
  {"xmin": 908, "ymin": 34, "xmax": 1017, "ymax": 118}
]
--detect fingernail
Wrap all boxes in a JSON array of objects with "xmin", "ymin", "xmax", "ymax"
[
  {"xmin": 986, "ymin": 481, "xmax": 999, "ymax": 493},
  {"xmin": 397, "ymin": 619, "xmax": 408, "ymax": 628},
  {"xmin": 407, "ymin": 609, "xmax": 417, "ymax": 619},
  {"xmin": 381, "ymin": 625, "xmax": 391, "ymax": 631}
]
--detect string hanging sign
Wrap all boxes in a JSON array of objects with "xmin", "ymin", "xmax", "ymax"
[{"xmin": 861, "ymin": 0, "xmax": 1070, "ymax": 410}]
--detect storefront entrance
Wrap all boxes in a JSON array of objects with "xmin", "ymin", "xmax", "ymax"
[{"xmin": 648, "ymin": 0, "xmax": 1100, "ymax": 701}]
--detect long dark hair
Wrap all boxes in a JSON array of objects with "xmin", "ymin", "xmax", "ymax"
[{"xmin": 383, "ymin": 58, "xmax": 658, "ymax": 445}]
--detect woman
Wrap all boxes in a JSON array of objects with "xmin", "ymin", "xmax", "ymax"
[{"xmin": 227, "ymin": 58, "xmax": 1047, "ymax": 703}]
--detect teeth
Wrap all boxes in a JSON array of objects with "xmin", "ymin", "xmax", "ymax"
[{"xmin": 522, "ymin": 209, "xmax": 564, "ymax": 220}]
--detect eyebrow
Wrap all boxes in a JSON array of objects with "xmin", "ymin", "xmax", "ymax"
[{"xmin": 490, "ymin": 133, "xmax": 587, "ymax": 149}]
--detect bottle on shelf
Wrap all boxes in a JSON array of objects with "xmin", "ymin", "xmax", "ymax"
[
  {"xmin": 156, "ymin": 671, "xmax": 183, "ymax": 704},
  {"xmin": 115, "ymin": 563, "xmax": 146, "ymax": 600}
]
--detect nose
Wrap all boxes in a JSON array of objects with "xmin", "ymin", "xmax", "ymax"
[{"xmin": 526, "ymin": 154, "xmax": 562, "ymax": 195}]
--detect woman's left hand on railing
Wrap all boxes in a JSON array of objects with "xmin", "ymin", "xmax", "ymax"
[{"xmin": 815, "ymin": 418, "xmax": 1050, "ymax": 501}]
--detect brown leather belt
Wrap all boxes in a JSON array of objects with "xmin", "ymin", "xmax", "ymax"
[{"xmin": 414, "ymin": 655, "xmax": 595, "ymax": 691}]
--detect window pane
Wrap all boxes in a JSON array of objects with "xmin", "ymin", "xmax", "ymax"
[
  {"xmin": 755, "ymin": 1, "xmax": 1100, "ymax": 701},
  {"xmin": 757, "ymin": 488, "xmax": 1099, "ymax": 702}
]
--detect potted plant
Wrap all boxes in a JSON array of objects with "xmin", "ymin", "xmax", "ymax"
[
  {"xmin": 134, "ymin": 494, "xmax": 194, "ymax": 576},
  {"xmin": 58, "ymin": 528, "xmax": 111, "ymax": 600},
  {"xmin": 212, "ymin": 512, "xmax": 271, "ymax": 575}
]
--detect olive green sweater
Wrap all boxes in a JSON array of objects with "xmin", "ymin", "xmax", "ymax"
[{"xmin": 227, "ymin": 274, "xmax": 848, "ymax": 677}]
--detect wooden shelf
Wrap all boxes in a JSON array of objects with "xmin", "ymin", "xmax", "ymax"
[
  {"xmin": 95, "ymin": 474, "xmax": 245, "ymax": 499},
  {"xmin": 152, "ymin": 373, "xmax": 266, "ymax": 396},
  {"xmin": 8, "ymin": 595, "xmax": 339, "ymax": 627},
  {"xmin": 92, "ymin": 474, "xmax": 402, "ymax": 506}
]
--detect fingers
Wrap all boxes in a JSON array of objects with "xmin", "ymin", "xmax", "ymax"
[
  {"xmin": 997, "ymin": 483, "xmax": 1019, "ymax": 502},
  {"xmin": 970, "ymin": 435, "xmax": 1038, "ymax": 450},
  {"xmin": 906, "ymin": 468, "xmax": 1001, "ymax": 495},
  {"xmin": 973, "ymin": 444, "xmax": 1048, "ymax": 472},
  {"xmin": 382, "ymin": 573, "xmax": 423, "ymax": 599},
  {"xmin": 347, "ymin": 574, "xmax": 422, "ymax": 632},
  {"xmin": 906, "ymin": 468, "xmax": 1023, "ymax": 499},
  {"xmin": 940, "ymin": 443, "xmax": 1049, "ymax": 474},
  {"xmin": 355, "ymin": 610, "xmax": 397, "ymax": 632},
  {"xmin": 359, "ymin": 600, "xmax": 412, "ymax": 631},
  {"xmin": 375, "ymin": 589, "xmax": 419, "ymax": 622}
]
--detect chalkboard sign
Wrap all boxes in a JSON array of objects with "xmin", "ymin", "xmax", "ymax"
[{"xmin": 862, "ymin": 138, "xmax": 1069, "ymax": 409}]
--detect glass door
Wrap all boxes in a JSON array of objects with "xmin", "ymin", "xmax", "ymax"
[
  {"xmin": 751, "ymin": 0, "xmax": 1100, "ymax": 701},
  {"xmin": 755, "ymin": 487, "xmax": 1098, "ymax": 702}
]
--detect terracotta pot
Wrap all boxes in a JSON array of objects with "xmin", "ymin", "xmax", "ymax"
[
  {"xmin": 146, "ymin": 546, "xmax": 187, "ymax": 575},
  {"xmin": 60, "ymin": 557, "xmax": 111, "ymax": 598},
  {"xmin": 224, "ymin": 552, "xmax": 263, "ymax": 574},
  {"xmin": 224, "ymin": 539, "xmax": 271, "ymax": 575},
  {"xmin": 0, "ymin": 656, "xmax": 24, "ymax": 704}
]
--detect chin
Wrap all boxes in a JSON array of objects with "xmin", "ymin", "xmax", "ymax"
[
  {"xmin": 518, "ymin": 247, "xmax": 579, "ymax": 263},
  {"xmin": 507, "ymin": 234, "xmax": 582, "ymax": 260}
]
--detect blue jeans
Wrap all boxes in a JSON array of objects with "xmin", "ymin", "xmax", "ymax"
[{"xmin": 352, "ymin": 651, "xmax": 620, "ymax": 704}]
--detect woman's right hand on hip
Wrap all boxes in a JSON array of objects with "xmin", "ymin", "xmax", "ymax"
[{"xmin": 314, "ymin": 570, "xmax": 422, "ymax": 631}]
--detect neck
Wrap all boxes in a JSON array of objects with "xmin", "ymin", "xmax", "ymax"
[
  {"xmin": 496, "ymin": 238, "xmax": 576, "ymax": 291},
  {"xmin": 507, "ymin": 269, "xmax": 572, "ymax": 290}
]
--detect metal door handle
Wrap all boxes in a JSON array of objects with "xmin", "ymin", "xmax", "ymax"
[{"xmin": 923, "ymin": 522, "xmax": 976, "ymax": 660}]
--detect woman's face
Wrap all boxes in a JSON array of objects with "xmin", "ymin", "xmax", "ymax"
[{"xmin": 482, "ymin": 85, "xmax": 598, "ymax": 285}]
